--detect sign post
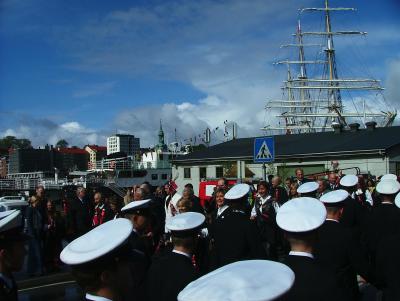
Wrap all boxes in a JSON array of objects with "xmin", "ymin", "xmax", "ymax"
[{"xmin": 254, "ymin": 137, "xmax": 275, "ymax": 181}]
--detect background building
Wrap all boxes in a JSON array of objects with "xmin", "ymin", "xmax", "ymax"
[
  {"xmin": 54, "ymin": 147, "xmax": 88, "ymax": 173},
  {"xmin": 85, "ymin": 145, "xmax": 107, "ymax": 169},
  {"xmin": 172, "ymin": 124, "xmax": 400, "ymax": 195},
  {"xmin": 107, "ymin": 134, "xmax": 140, "ymax": 159},
  {"xmin": 8, "ymin": 147, "xmax": 53, "ymax": 174}
]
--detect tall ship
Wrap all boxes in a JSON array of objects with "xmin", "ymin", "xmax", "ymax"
[{"xmin": 263, "ymin": 0, "xmax": 397, "ymax": 134}]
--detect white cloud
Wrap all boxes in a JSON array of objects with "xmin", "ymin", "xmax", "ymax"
[{"xmin": 0, "ymin": 118, "xmax": 107, "ymax": 147}]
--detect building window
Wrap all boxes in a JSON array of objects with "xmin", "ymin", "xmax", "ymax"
[
  {"xmin": 184, "ymin": 168, "xmax": 191, "ymax": 179},
  {"xmin": 161, "ymin": 174, "xmax": 168, "ymax": 180},
  {"xmin": 151, "ymin": 174, "xmax": 158, "ymax": 180},
  {"xmin": 216, "ymin": 166, "xmax": 224, "ymax": 178},
  {"xmin": 199, "ymin": 167, "xmax": 207, "ymax": 179}
]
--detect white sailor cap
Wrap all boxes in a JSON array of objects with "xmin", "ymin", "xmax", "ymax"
[
  {"xmin": 121, "ymin": 199, "xmax": 152, "ymax": 214},
  {"xmin": 395, "ymin": 193, "xmax": 400, "ymax": 208},
  {"xmin": 320, "ymin": 189, "xmax": 349, "ymax": 206},
  {"xmin": 166, "ymin": 212, "xmax": 205, "ymax": 236},
  {"xmin": 381, "ymin": 174, "xmax": 398, "ymax": 181},
  {"xmin": 297, "ymin": 182, "xmax": 319, "ymax": 194},
  {"xmin": 224, "ymin": 183, "xmax": 250, "ymax": 201},
  {"xmin": 376, "ymin": 179, "xmax": 400, "ymax": 195},
  {"xmin": 0, "ymin": 210, "xmax": 28, "ymax": 243},
  {"xmin": 276, "ymin": 197, "xmax": 326, "ymax": 232},
  {"xmin": 178, "ymin": 260, "xmax": 294, "ymax": 301},
  {"xmin": 339, "ymin": 175, "xmax": 359, "ymax": 187},
  {"xmin": 60, "ymin": 218, "xmax": 133, "ymax": 265}
]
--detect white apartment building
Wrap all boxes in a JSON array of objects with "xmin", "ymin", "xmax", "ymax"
[{"xmin": 107, "ymin": 134, "xmax": 140, "ymax": 158}]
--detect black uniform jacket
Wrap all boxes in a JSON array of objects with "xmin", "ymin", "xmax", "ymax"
[
  {"xmin": 281, "ymin": 254, "xmax": 340, "ymax": 301},
  {"xmin": 340, "ymin": 196, "xmax": 367, "ymax": 235},
  {"xmin": 364, "ymin": 203, "xmax": 400, "ymax": 258},
  {"xmin": 212, "ymin": 208, "xmax": 266, "ymax": 269},
  {"xmin": 314, "ymin": 220, "xmax": 371, "ymax": 301},
  {"xmin": 146, "ymin": 251, "xmax": 198, "ymax": 301},
  {"xmin": 0, "ymin": 274, "xmax": 17, "ymax": 301},
  {"xmin": 375, "ymin": 233, "xmax": 400, "ymax": 301}
]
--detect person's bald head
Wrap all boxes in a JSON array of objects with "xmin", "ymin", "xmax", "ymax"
[{"xmin": 272, "ymin": 176, "xmax": 281, "ymax": 188}]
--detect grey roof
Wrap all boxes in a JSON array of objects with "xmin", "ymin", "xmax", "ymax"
[{"xmin": 173, "ymin": 126, "xmax": 400, "ymax": 164}]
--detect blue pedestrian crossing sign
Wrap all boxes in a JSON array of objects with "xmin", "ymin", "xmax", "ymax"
[{"xmin": 254, "ymin": 137, "xmax": 275, "ymax": 163}]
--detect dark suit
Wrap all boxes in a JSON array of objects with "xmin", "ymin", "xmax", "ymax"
[
  {"xmin": 146, "ymin": 251, "xmax": 198, "ymax": 301},
  {"xmin": 68, "ymin": 197, "xmax": 92, "ymax": 239},
  {"xmin": 314, "ymin": 220, "xmax": 371, "ymax": 301},
  {"xmin": 281, "ymin": 254, "xmax": 340, "ymax": 301},
  {"xmin": 212, "ymin": 208, "xmax": 266, "ymax": 269},
  {"xmin": 375, "ymin": 233, "xmax": 400, "ymax": 301}
]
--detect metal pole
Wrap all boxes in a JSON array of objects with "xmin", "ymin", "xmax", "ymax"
[{"xmin": 262, "ymin": 163, "xmax": 267, "ymax": 181}]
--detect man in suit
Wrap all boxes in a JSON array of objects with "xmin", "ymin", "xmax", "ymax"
[
  {"xmin": 277, "ymin": 197, "xmax": 340, "ymax": 301},
  {"xmin": 92, "ymin": 192, "xmax": 113, "ymax": 228},
  {"xmin": 315, "ymin": 190, "xmax": 372, "ymax": 301},
  {"xmin": 0, "ymin": 210, "xmax": 28, "ymax": 301},
  {"xmin": 328, "ymin": 173, "xmax": 340, "ymax": 191},
  {"xmin": 294, "ymin": 168, "xmax": 310, "ymax": 186},
  {"xmin": 269, "ymin": 176, "xmax": 289, "ymax": 205},
  {"xmin": 146, "ymin": 212, "xmax": 204, "ymax": 301},
  {"xmin": 68, "ymin": 187, "xmax": 92, "ymax": 240},
  {"xmin": 212, "ymin": 184, "xmax": 266, "ymax": 269}
]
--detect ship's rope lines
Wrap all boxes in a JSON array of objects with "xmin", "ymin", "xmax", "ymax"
[{"xmin": 347, "ymin": 9, "xmax": 394, "ymax": 112}]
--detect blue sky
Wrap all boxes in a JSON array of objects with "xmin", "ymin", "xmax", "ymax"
[{"xmin": 1, "ymin": 0, "xmax": 399, "ymax": 147}]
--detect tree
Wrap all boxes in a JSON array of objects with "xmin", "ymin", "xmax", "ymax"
[
  {"xmin": 56, "ymin": 139, "xmax": 69, "ymax": 148},
  {"xmin": 0, "ymin": 136, "xmax": 32, "ymax": 149}
]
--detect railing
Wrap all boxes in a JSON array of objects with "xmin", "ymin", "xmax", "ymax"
[{"xmin": 88, "ymin": 157, "xmax": 172, "ymax": 171}]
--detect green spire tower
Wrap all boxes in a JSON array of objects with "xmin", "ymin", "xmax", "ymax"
[{"xmin": 157, "ymin": 120, "xmax": 166, "ymax": 150}]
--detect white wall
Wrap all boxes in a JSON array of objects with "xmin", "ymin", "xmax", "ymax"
[{"xmin": 172, "ymin": 156, "xmax": 389, "ymax": 196}]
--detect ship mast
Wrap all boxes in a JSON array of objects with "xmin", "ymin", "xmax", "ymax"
[{"xmin": 262, "ymin": 0, "xmax": 396, "ymax": 133}]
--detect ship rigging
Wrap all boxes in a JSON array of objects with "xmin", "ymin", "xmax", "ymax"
[{"xmin": 262, "ymin": 0, "xmax": 397, "ymax": 134}]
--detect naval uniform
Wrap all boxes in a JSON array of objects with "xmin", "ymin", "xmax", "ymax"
[
  {"xmin": 364, "ymin": 202, "xmax": 400, "ymax": 261},
  {"xmin": 314, "ymin": 219, "xmax": 371, "ymax": 301},
  {"xmin": 212, "ymin": 208, "xmax": 266, "ymax": 269},
  {"xmin": 0, "ymin": 273, "xmax": 17, "ymax": 301},
  {"xmin": 281, "ymin": 252, "xmax": 340, "ymax": 301},
  {"xmin": 339, "ymin": 195, "xmax": 367, "ymax": 236},
  {"xmin": 375, "ymin": 233, "xmax": 400, "ymax": 301},
  {"xmin": 146, "ymin": 250, "xmax": 198, "ymax": 301}
]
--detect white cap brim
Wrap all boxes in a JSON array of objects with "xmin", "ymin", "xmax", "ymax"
[
  {"xmin": 121, "ymin": 199, "xmax": 152, "ymax": 212},
  {"xmin": 225, "ymin": 183, "xmax": 250, "ymax": 200},
  {"xmin": 60, "ymin": 218, "xmax": 133, "ymax": 265},
  {"xmin": 178, "ymin": 260, "xmax": 294, "ymax": 301},
  {"xmin": 277, "ymin": 197, "xmax": 326, "ymax": 232},
  {"xmin": 166, "ymin": 212, "xmax": 205, "ymax": 232}
]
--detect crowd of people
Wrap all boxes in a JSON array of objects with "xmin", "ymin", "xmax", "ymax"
[{"xmin": 1, "ymin": 168, "xmax": 400, "ymax": 301}]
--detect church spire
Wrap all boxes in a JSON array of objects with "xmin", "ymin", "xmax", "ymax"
[{"xmin": 158, "ymin": 119, "xmax": 165, "ymax": 150}]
